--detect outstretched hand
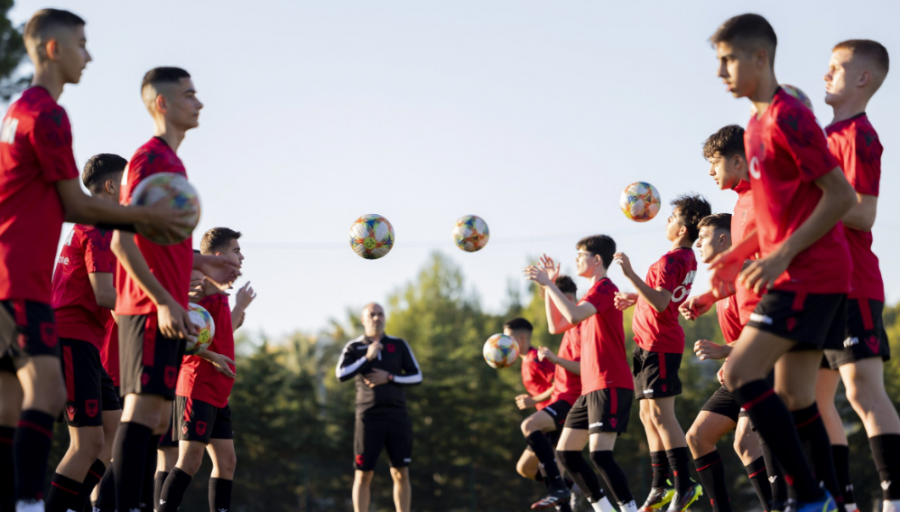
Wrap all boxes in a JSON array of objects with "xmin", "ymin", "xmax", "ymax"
[
  {"xmin": 523, "ymin": 265, "xmax": 553, "ymax": 287},
  {"xmin": 537, "ymin": 254, "xmax": 561, "ymax": 283},
  {"xmin": 614, "ymin": 292, "xmax": 637, "ymax": 311}
]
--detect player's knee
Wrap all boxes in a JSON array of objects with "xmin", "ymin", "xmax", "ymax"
[
  {"xmin": 685, "ymin": 424, "xmax": 703, "ymax": 453},
  {"xmin": 733, "ymin": 435, "xmax": 753, "ymax": 461},
  {"xmin": 390, "ymin": 467, "xmax": 408, "ymax": 482},
  {"xmin": 647, "ymin": 404, "xmax": 669, "ymax": 428},
  {"xmin": 355, "ymin": 470, "xmax": 374, "ymax": 485},
  {"xmin": 520, "ymin": 417, "xmax": 536, "ymax": 437},
  {"xmin": 845, "ymin": 379, "xmax": 881, "ymax": 413},
  {"xmin": 639, "ymin": 404, "xmax": 653, "ymax": 425},
  {"xmin": 218, "ymin": 450, "xmax": 237, "ymax": 475}
]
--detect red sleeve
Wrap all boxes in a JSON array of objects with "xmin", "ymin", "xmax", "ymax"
[
  {"xmin": 581, "ymin": 281, "xmax": 612, "ymax": 314},
  {"xmin": 775, "ymin": 106, "xmax": 839, "ymax": 183},
  {"xmin": 84, "ymin": 229, "xmax": 114, "ymax": 274},
  {"xmin": 30, "ymin": 107, "xmax": 78, "ymax": 183},
  {"xmin": 655, "ymin": 254, "xmax": 683, "ymax": 292},
  {"xmin": 849, "ymin": 126, "xmax": 881, "ymax": 196}
]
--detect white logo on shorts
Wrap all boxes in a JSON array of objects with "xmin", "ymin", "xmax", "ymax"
[
  {"xmin": 844, "ymin": 337, "xmax": 859, "ymax": 348},
  {"xmin": 750, "ymin": 313, "xmax": 773, "ymax": 325},
  {"xmin": 589, "ymin": 422, "xmax": 603, "ymax": 429}
]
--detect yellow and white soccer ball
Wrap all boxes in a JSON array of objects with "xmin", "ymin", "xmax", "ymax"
[{"xmin": 186, "ymin": 303, "xmax": 215, "ymax": 355}]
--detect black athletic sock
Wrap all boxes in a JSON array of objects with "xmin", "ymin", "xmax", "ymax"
[
  {"xmin": 759, "ymin": 436, "xmax": 787, "ymax": 506},
  {"xmin": 155, "ymin": 471, "xmax": 170, "ymax": 510},
  {"xmin": 558, "ymin": 450, "xmax": 606, "ymax": 504},
  {"xmin": 694, "ymin": 450, "xmax": 730, "ymax": 512},
  {"xmin": 526, "ymin": 431, "xmax": 565, "ymax": 490},
  {"xmin": 45, "ymin": 473, "xmax": 81, "ymax": 512},
  {"xmin": 650, "ymin": 451, "xmax": 669, "ymax": 489},
  {"xmin": 158, "ymin": 468, "xmax": 192, "ymax": 512},
  {"xmin": 14, "ymin": 409, "xmax": 54, "ymax": 501},
  {"xmin": 792, "ymin": 404, "xmax": 842, "ymax": 505},
  {"xmin": 831, "ymin": 444, "xmax": 855, "ymax": 506},
  {"xmin": 590, "ymin": 450, "xmax": 634, "ymax": 506},
  {"xmin": 666, "ymin": 447, "xmax": 692, "ymax": 493},
  {"xmin": 0, "ymin": 426, "xmax": 14, "ymax": 512},
  {"xmin": 142, "ymin": 440, "xmax": 159, "ymax": 512},
  {"xmin": 733, "ymin": 380, "xmax": 822, "ymax": 502},
  {"xmin": 74, "ymin": 459, "xmax": 106, "ymax": 512},
  {"xmin": 209, "ymin": 478, "xmax": 233, "ymax": 512},
  {"xmin": 870, "ymin": 434, "xmax": 900, "ymax": 500},
  {"xmin": 744, "ymin": 457, "xmax": 771, "ymax": 512},
  {"xmin": 113, "ymin": 422, "xmax": 153, "ymax": 512},
  {"xmin": 94, "ymin": 463, "xmax": 116, "ymax": 512}
]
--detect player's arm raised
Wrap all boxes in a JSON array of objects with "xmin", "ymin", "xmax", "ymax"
[
  {"xmin": 614, "ymin": 252, "xmax": 671, "ymax": 313},
  {"xmin": 231, "ymin": 282, "xmax": 256, "ymax": 332},
  {"xmin": 525, "ymin": 265, "xmax": 596, "ymax": 325},
  {"xmin": 533, "ymin": 256, "xmax": 575, "ymax": 333},
  {"xmin": 538, "ymin": 346, "xmax": 581, "ymax": 375},
  {"xmin": 111, "ymin": 230, "xmax": 195, "ymax": 340}
]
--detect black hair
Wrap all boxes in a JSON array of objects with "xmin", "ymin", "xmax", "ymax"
[
  {"xmin": 703, "ymin": 124, "xmax": 746, "ymax": 160},
  {"xmin": 556, "ymin": 275, "xmax": 577, "ymax": 295},
  {"xmin": 503, "ymin": 317, "xmax": 533, "ymax": 333},
  {"xmin": 82, "ymin": 154, "xmax": 126, "ymax": 193},
  {"xmin": 710, "ymin": 13, "xmax": 777, "ymax": 65},
  {"xmin": 698, "ymin": 213, "xmax": 732, "ymax": 234},
  {"xmin": 24, "ymin": 9, "xmax": 85, "ymax": 43},
  {"xmin": 576, "ymin": 235, "xmax": 616, "ymax": 269},
  {"xmin": 141, "ymin": 67, "xmax": 191, "ymax": 93},
  {"xmin": 672, "ymin": 194, "xmax": 713, "ymax": 242},
  {"xmin": 200, "ymin": 227, "xmax": 242, "ymax": 255}
]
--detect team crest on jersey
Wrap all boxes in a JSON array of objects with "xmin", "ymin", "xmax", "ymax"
[
  {"xmin": 85, "ymin": 399, "xmax": 99, "ymax": 418},
  {"xmin": 386, "ymin": 343, "xmax": 395, "ymax": 353},
  {"xmin": 749, "ymin": 156, "xmax": 762, "ymax": 179}
]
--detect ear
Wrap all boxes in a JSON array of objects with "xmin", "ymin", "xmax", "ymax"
[
  {"xmin": 679, "ymin": 225, "xmax": 689, "ymax": 237},
  {"xmin": 858, "ymin": 69, "xmax": 873, "ymax": 88},
  {"xmin": 104, "ymin": 178, "xmax": 116, "ymax": 195},
  {"xmin": 155, "ymin": 94, "xmax": 167, "ymax": 114},
  {"xmin": 44, "ymin": 39, "xmax": 59, "ymax": 61},
  {"xmin": 732, "ymin": 154, "xmax": 744, "ymax": 171}
]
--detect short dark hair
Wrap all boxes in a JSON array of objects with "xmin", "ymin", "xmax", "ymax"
[
  {"xmin": 698, "ymin": 213, "xmax": 732, "ymax": 234},
  {"xmin": 834, "ymin": 39, "xmax": 890, "ymax": 84},
  {"xmin": 703, "ymin": 124, "xmax": 746, "ymax": 160},
  {"xmin": 82, "ymin": 154, "xmax": 127, "ymax": 193},
  {"xmin": 556, "ymin": 275, "xmax": 577, "ymax": 296},
  {"xmin": 503, "ymin": 317, "xmax": 533, "ymax": 333},
  {"xmin": 141, "ymin": 67, "xmax": 191, "ymax": 93},
  {"xmin": 672, "ymin": 194, "xmax": 713, "ymax": 242},
  {"xmin": 200, "ymin": 227, "xmax": 241, "ymax": 255},
  {"xmin": 24, "ymin": 9, "xmax": 85, "ymax": 43},
  {"xmin": 576, "ymin": 235, "xmax": 616, "ymax": 269},
  {"xmin": 711, "ymin": 13, "xmax": 777, "ymax": 65}
]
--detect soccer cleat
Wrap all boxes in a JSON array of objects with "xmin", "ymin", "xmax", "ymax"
[
  {"xmin": 666, "ymin": 482, "xmax": 703, "ymax": 511},
  {"xmin": 639, "ymin": 487, "xmax": 675, "ymax": 511},
  {"xmin": 532, "ymin": 488, "xmax": 573, "ymax": 510},
  {"xmin": 795, "ymin": 492, "xmax": 838, "ymax": 512}
]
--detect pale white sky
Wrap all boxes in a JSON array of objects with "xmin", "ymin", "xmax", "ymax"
[{"xmin": 9, "ymin": 0, "xmax": 900, "ymax": 338}]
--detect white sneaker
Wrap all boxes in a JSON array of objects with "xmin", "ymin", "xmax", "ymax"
[
  {"xmin": 15, "ymin": 500, "xmax": 44, "ymax": 512},
  {"xmin": 590, "ymin": 496, "xmax": 615, "ymax": 512}
]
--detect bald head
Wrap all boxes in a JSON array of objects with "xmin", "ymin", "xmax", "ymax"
[{"xmin": 361, "ymin": 303, "xmax": 385, "ymax": 338}]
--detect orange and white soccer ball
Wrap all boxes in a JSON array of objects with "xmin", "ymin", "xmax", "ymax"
[
  {"xmin": 620, "ymin": 181, "xmax": 661, "ymax": 223},
  {"xmin": 130, "ymin": 173, "xmax": 201, "ymax": 245},
  {"xmin": 452, "ymin": 215, "xmax": 490, "ymax": 253},
  {"xmin": 483, "ymin": 333, "xmax": 519, "ymax": 369},
  {"xmin": 186, "ymin": 303, "xmax": 215, "ymax": 355}
]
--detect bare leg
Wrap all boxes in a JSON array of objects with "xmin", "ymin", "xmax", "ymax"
[
  {"xmin": 390, "ymin": 466, "xmax": 411, "ymax": 512},
  {"xmin": 353, "ymin": 470, "xmax": 374, "ymax": 512}
]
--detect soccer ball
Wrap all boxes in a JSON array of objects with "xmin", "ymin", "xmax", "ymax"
[
  {"xmin": 620, "ymin": 181, "xmax": 661, "ymax": 222},
  {"xmin": 452, "ymin": 215, "xmax": 490, "ymax": 253},
  {"xmin": 186, "ymin": 303, "xmax": 216, "ymax": 355},
  {"xmin": 350, "ymin": 214, "xmax": 395, "ymax": 260},
  {"xmin": 130, "ymin": 173, "xmax": 201, "ymax": 245},
  {"xmin": 781, "ymin": 84, "xmax": 813, "ymax": 112},
  {"xmin": 483, "ymin": 333, "xmax": 519, "ymax": 369}
]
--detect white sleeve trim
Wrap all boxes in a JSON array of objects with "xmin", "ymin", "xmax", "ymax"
[
  {"xmin": 335, "ymin": 337, "xmax": 368, "ymax": 380},
  {"xmin": 393, "ymin": 338, "xmax": 422, "ymax": 384}
]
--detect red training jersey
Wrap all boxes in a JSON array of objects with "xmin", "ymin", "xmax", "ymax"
[
  {"xmin": 579, "ymin": 278, "xmax": 633, "ymax": 393},
  {"xmin": 732, "ymin": 181, "xmax": 761, "ymax": 325},
  {"xmin": 115, "ymin": 137, "xmax": 193, "ymax": 315},
  {"xmin": 51, "ymin": 225, "xmax": 115, "ymax": 348},
  {"xmin": 176, "ymin": 294, "xmax": 235, "ymax": 407},
  {"xmin": 826, "ymin": 113, "xmax": 884, "ymax": 302},
  {"xmin": 101, "ymin": 318, "xmax": 120, "ymax": 386},
  {"xmin": 632, "ymin": 248, "xmax": 697, "ymax": 353},
  {"xmin": 716, "ymin": 294, "xmax": 743, "ymax": 345},
  {"xmin": 744, "ymin": 88, "xmax": 850, "ymax": 294},
  {"xmin": 521, "ymin": 347, "xmax": 555, "ymax": 411},
  {"xmin": 549, "ymin": 324, "xmax": 582, "ymax": 406},
  {"xmin": 0, "ymin": 87, "xmax": 79, "ymax": 303}
]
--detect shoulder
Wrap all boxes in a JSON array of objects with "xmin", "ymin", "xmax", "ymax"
[{"xmin": 341, "ymin": 336, "xmax": 366, "ymax": 352}]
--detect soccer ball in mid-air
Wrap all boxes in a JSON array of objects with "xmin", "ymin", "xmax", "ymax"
[
  {"xmin": 620, "ymin": 181, "xmax": 661, "ymax": 222},
  {"xmin": 130, "ymin": 172, "xmax": 201, "ymax": 245},
  {"xmin": 350, "ymin": 214, "xmax": 395, "ymax": 260},
  {"xmin": 483, "ymin": 333, "xmax": 519, "ymax": 369},
  {"xmin": 781, "ymin": 84, "xmax": 813, "ymax": 112},
  {"xmin": 453, "ymin": 215, "xmax": 490, "ymax": 253},
  {"xmin": 186, "ymin": 303, "xmax": 216, "ymax": 355}
]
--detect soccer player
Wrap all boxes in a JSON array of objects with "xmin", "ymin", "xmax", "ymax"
[
  {"xmin": 0, "ymin": 11, "xmax": 189, "ymax": 511},
  {"xmin": 816, "ymin": 39, "xmax": 900, "ymax": 512},
  {"xmin": 336, "ymin": 303, "xmax": 422, "ymax": 512},
  {"xmin": 157, "ymin": 228, "xmax": 247, "ymax": 512},
  {"xmin": 43, "ymin": 154, "xmax": 127, "ymax": 512},
  {"xmin": 503, "ymin": 317, "xmax": 570, "ymax": 511},
  {"xmin": 709, "ymin": 13, "xmax": 858, "ymax": 512},
  {"xmin": 111, "ymin": 66, "xmax": 237, "ymax": 512},
  {"xmin": 613, "ymin": 194, "xmax": 711, "ymax": 511},
  {"xmin": 524, "ymin": 235, "xmax": 636, "ymax": 512}
]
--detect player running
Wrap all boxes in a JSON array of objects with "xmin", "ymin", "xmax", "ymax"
[
  {"xmin": 613, "ymin": 195, "xmax": 711, "ymax": 511},
  {"xmin": 157, "ymin": 228, "xmax": 248, "ymax": 512},
  {"xmin": 0, "ymin": 11, "xmax": 189, "ymax": 511},
  {"xmin": 524, "ymin": 235, "xmax": 636, "ymax": 512},
  {"xmin": 336, "ymin": 303, "xmax": 422, "ymax": 512},
  {"xmin": 709, "ymin": 13, "xmax": 858, "ymax": 512},
  {"xmin": 815, "ymin": 39, "xmax": 900, "ymax": 512},
  {"xmin": 110, "ymin": 67, "xmax": 237, "ymax": 512}
]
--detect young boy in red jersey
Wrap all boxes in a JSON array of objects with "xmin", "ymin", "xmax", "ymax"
[
  {"xmin": 709, "ymin": 13, "xmax": 858, "ymax": 512},
  {"xmin": 0, "ymin": 11, "xmax": 189, "ymax": 511},
  {"xmin": 525, "ymin": 236, "xmax": 636, "ymax": 512},
  {"xmin": 504, "ymin": 316, "xmax": 575, "ymax": 512},
  {"xmin": 814, "ymin": 39, "xmax": 900, "ymax": 512},
  {"xmin": 111, "ymin": 67, "xmax": 237, "ymax": 512},
  {"xmin": 44, "ymin": 155, "xmax": 127, "ymax": 512},
  {"xmin": 614, "ymin": 194, "xmax": 710, "ymax": 512},
  {"xmin": 158, "ymin": 228, "xmax": 247, "ymax": 512}
]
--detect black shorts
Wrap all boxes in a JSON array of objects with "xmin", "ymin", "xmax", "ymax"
[
  {"xmin": 118, "ymin": 314, "xmax": 185, "ymax": 400},
  {"xmin": 563, "ymin": 388, "xmax": 633, "ymax": 434},
  {"xmin": 542, "ymin": 400, "xmax": 573, "ymax": 430},
  {"xmin": 747, "ymin": 291, "xmax": 845, "ymax": 351},
  {"xmin": 354, "ymin": 414, "xmax": 413, "ymax": 471},
  {"xmin": 700, "ymin": 386, "xmax": 745, "ymax": 423},
  {"xmin": 175, "ymin": 396, "xmax": 233, "ymax": 444},
  {"xmin": 823, "ymin": 298, "xmax": 890, "ymax": 370},
  {"xmin": 632, "ymin": 347, "xmax": 683, "ymax": 400},
  {"xmin": 158, "ymin": 410, "xmax": 179, "ymax": 448},
  {"xmin": 60, "ymin": 338, "xmax": 121, "ymax": 427},
  {"xmin": 0, "ymin": 300, "xmax": 59, "ymax": 369}
]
